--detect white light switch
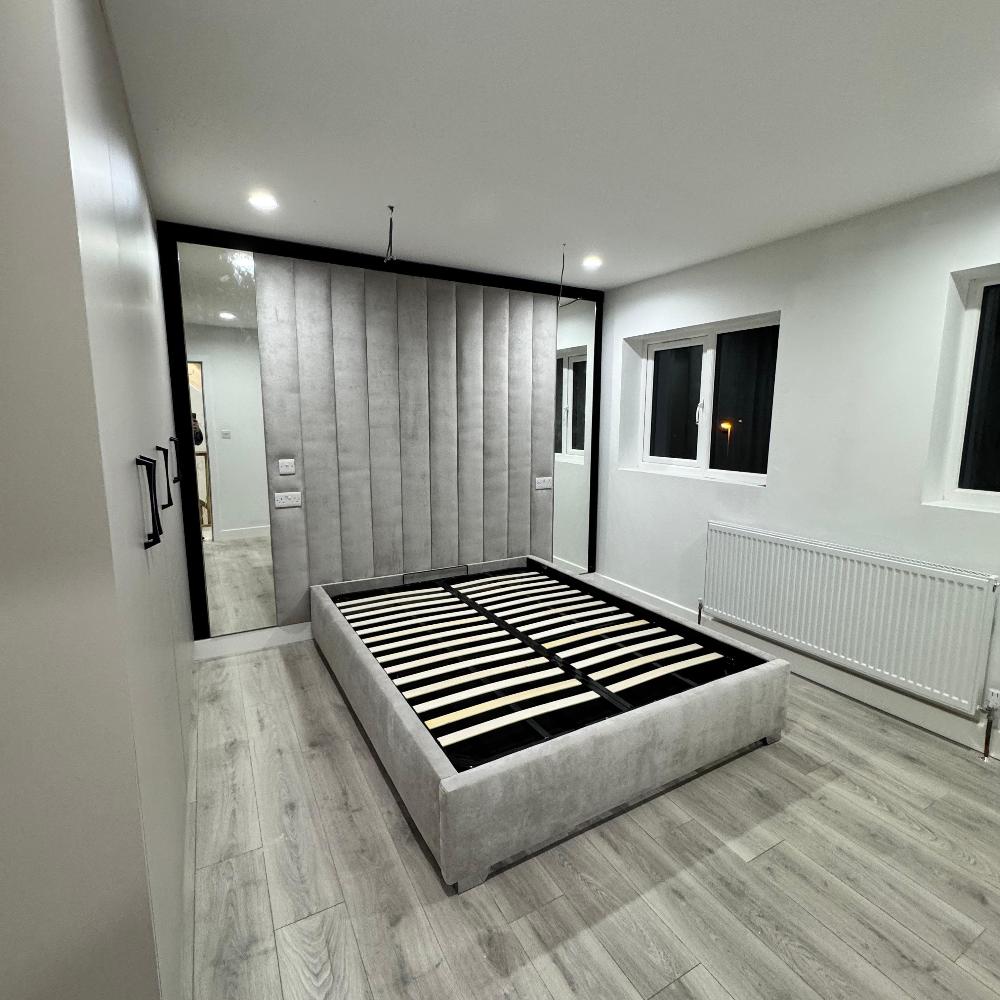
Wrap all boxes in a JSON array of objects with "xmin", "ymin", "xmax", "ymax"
[
  {"xmin": 534, "ymin": 476, "xmax": 553, "ymax": 490},
  {"xmin": 278, "ymin": 458, "xmax": 295, "ymax": 475},
  {"xmin": 274, "ymin": 491, "xmax": 302, "ymax": 508},
  {"xmin": 220, "ymin": 429, "xmax": 232, "ymax": 439}
]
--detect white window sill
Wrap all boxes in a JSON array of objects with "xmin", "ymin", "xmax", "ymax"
[
  {"xmin": 555, "ymin": 452, "xmax": 585, "ymax": 466},
  {"xmin": 621, "ymin": 462, "xmax": 766, "ymax": 487},
  {"xmin": 924, "ymin": 490, "xmax": 1000, "ymax": 514}
]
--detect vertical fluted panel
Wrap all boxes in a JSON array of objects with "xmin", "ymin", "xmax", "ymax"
[
  {"xmin": 426, "ymin": 279, "xmax": 459, "ymax": 568},
  {"xmin": 365, "ymin": 271, "xmax": 404, "ymax": 576},
  {"xmin": 255, "ymin": 255, "xmax": 310, "ymax": 624},
  {"xmin": 294, "ymin": 260, "xmax": 342, "ymax": 586},
  {"xmin": 259, "ymin": 260, "xmax": 565, "ymax": 613},
  {"xmin": 482, "ymin": 288, "xmax": 510, "ymax": 560},
  {"xmin": 507, "ymin": 291, "xmax": 534, "ymax": 557},
  {"xmin": 397, "ymin": 276, "xmax": 431, "ymax": 572},
  {"xmin": 456, "ymin": 284, "xmax": 484, "ymax": 564},
  {"xmin": 330, "ymin": 265, "xmax": 375, "ymax": 581}
]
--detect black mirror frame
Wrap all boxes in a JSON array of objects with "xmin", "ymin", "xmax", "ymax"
[{"xmin": 157, "ymin": 220, "xmax": 604, "ymax": 639}]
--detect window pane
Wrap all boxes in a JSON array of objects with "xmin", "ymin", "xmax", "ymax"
[
  {"xmin": 649, "ymin": 345, "xmax": 701, "ymax": 459},
  {"xmin": 710, "ymin": 325, "xmax": 778, "ymax": 474},
  {"xmin": 960, "ymin": 284, "xmax": 1000, "ymax": 492},
  {"xmin": 554, "ymin": 359, "xmax": 564, "ymax": 453},
  {"xmin": 571, "ymin": 359, "xmax": 587, "ymax": 450}
]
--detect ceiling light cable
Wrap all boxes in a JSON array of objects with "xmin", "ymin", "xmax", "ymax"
[
  {"xmin": 556, "ymin": 244, "xmax": 579, "ymax": 309},
  {"xmin": 384, "ymin": 205, "xmax": 395, "ymax": 262}
]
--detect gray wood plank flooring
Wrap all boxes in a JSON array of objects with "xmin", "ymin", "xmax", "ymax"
[
  {"xmin": 203, "ymin": 536, "xmax": 277, "ymax": 636},
  {"xmin": 191, "ymin": 641, "xmax": 1000, "ymax": 1000}
]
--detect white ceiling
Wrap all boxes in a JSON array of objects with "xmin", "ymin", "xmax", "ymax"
[{"xmin": 105, "ymin": 1, "xmax": 1000, "ymax": 290}]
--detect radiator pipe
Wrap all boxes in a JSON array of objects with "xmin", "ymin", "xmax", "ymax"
[{"xmin": 984, "ymin": 705, "xmax": 997, "ymax": 762}]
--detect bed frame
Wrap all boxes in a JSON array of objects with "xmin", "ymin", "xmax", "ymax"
[{"xmin": 311, "ymin": 560, "xmax": 788, "ymax": 890}]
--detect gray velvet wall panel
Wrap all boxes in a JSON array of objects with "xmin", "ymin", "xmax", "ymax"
[
  {"xmin": 456, "ymin": 284, "xmax": 485, "ymax": 565},
  {"xmin": 255, "ymin": 256, "xmax": 310, "ymax": 624},
  {"xmin": 294, "ymin": 261, "xmax": 343, "ymax": 586},
  {"xmin": 506, "ymin": 291, "xmax": 533, "ymax": 557},
  {"xmin": 257, "ymin": 260, "xmax": 560, "ymax": 620},
  {"xmin": 397, "ymin": 276, "xmax": 432, "ymax": 572},
  {"xmin": 530, "ymin": 294, "xmax": 557, "ymax": 559},
  {"xmin": 330, "ymin": 265, "xmax": 375, "ymax": 581},
  {"xmin": 364, "ymin": 271, "xmax": 405, "ymax": 576},
  {"xmin": 426, "ymin": 280, "xmax": 459, "ymax": 568},
  {"xmin": 482, "ymin": 288, "xmax": 510, "ymax": 561}
]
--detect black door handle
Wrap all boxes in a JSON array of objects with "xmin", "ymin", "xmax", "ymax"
[
  {"xmin": 156, "ymin": 445, "xmax": 174, "ymax": 508},
  {"xmin": 136, "ymin": 455, "xmax": 163, "ymax": 548},
  {"xmin": 169, "ymin": 436, "xmax": 181, "ymax": 483}
]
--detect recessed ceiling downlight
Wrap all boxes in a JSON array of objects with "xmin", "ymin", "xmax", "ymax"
[
  {"xmin": 218, "ymin": 311, "xmax": 237, "ymax": 321},
  {"xmin": 582, "ymin": 254, "xmax": 603, "ymax": 270},
  {"xmin": 247, "ymin": 189, "xmax": 278, "ymax": 212}
]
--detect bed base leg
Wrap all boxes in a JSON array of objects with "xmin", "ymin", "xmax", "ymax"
[
  {"xmin": 764, "ymin": 731, "xmax": 782, "ymax": 745},
  {"xmin": 455, "ymin": 871, "xmax": 489, "ymax": 893}
]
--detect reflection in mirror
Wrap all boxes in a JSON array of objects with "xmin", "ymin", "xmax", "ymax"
[
  {"xmin": 552, "ymin": 298, "xmax": 596, "ymax": 574},
  {"xmin": 178, "ymin": 243, "xmax": 276, "ymax": 635}
]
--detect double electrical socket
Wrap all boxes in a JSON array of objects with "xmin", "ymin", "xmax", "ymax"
[{"xmin": 274, "ymin": 491, "xmax": 302, "ymax": 508}]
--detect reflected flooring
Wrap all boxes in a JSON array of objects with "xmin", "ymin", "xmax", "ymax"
[
  {"xmin": 203, "ymin": 535, "xmax": 277, "ymax": 635},
  {"xmin": 190, "ymin": 641, "xmax": 1000, "ymax": 1000}
]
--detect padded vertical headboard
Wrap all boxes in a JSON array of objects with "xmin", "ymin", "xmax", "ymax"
[{"xmin": 256, "ymin": 255, "xmax": 557, "ymax": 624}]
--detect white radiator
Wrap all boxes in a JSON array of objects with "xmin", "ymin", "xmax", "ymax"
[{"xmin": 703, "ymin": 522, "xmax": 998, "ymax": 715}]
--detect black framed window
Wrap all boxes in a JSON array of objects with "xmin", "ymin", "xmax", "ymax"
[
  {"xmin": 555, "ymin": 351, "xmax": 587, "ymax": 455},
  {"xmin": 571, "ymin": 357, "xmax": 587, "ymax": 451},
  {"xmin": 959, "ymin": 283, "xmax": 1000, "ymax": 492},
  {"xmin": 645, "ymin": 322, "xmax": 778, "ymax": 476},
  {"xmin": 648, "ymin": 343, "xmax": 702, "ymax": 460},
  {"xmin": 710, "ymin": 326, "xmax": 779, "ymax": 474}
]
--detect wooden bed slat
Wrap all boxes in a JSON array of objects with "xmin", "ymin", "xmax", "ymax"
[
  {"xmin": 385, "ymin": 638, "xmax": 520, "ymax": 673},
  {"xmin": 400, "ymin": 657, "xmax": 547, "ymax": 700},
  {"xmin": 425, "ymin": 678, "xmax": 581, "ymax": 730},
  {"xmin": 543, "ymin": 620, "xmax": 650, "ymax": 649},
  {"xmin": 590, "ymin": 644, "xmax": 705, "ymax": 682},
  {"xmin": 572, "ymin": 635, "xmax": 683, "ymax": 670},
  {"xmin": 438, "ymin": 691, "xmax": 599, "ymax": 747},
  {"xmin": 607, "ymin": 653, "xmax": 723, "ymax": 692},
  {"xmin": 411, "ymin": 666, "xmax": 563, "ymax": 713}
]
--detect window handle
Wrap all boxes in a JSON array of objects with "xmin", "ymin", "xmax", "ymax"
[{"xmin": 695, "ymin": 399, "xmax": 705, "ymax": 425}]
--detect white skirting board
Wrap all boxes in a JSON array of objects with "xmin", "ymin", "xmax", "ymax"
[
  {"xmin": 193, "ymin": 621, "xmax": 312, "ymax": 661},
  {"xmin": 591, "ymin": 572, "xmax": 998, "ymax": 761},
  {"xmin": 551, "ymin": 555, "xmax": 587, "ymax": 575},
  {"xmin": 215, "ymin": 524, "xmax": 271, "ymax": 540}
]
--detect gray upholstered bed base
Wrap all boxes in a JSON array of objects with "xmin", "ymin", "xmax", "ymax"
[{"xmin": 310, "ymin": 580, "xmax": 789, "ymax": 890}]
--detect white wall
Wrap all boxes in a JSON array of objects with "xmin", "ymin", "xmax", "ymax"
[
  {"xmin": 553, "ymin": 300, "xmax": 595, "ymax": 571},
  {"xmin": 0, "ymin": 2, "xmax": 192, "ymax": 998},
  {"xmin": 599, "ymin": 171, "xmax": 1000, "ymax": 737},
  {"xmin": 186, "ymin": 323, "xmax": 270, "ymax": 538}
]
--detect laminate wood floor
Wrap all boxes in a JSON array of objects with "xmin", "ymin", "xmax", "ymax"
[
  {"xmin": 203, "ymin": 535, "xmax": 277, "ymax": 636},
  {"xmin": 190, "ymin": 640, "xmax": 1000, "ymax": 1000}
]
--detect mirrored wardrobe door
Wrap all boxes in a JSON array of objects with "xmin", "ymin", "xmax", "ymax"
[
  {"xmin": 178, "ymin": 243, "xmax": 276, "ymax": 635},
  {"xmin": 552, "ymin": 298, "xmax": 596, "ymax": 574}
]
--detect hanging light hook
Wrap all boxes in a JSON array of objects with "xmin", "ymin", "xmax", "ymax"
[{"xmin": 384, "ymin": 205, "xmax": 395, "ymax": 263}]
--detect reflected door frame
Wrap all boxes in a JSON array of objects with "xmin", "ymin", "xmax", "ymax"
[
  {"xmin": 157, "ymin": 221, "xmax": 604, "ymax": 639},
  {"xmin": 186, "ymin": 360, "xmax": 214, "ymax": 536}
]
